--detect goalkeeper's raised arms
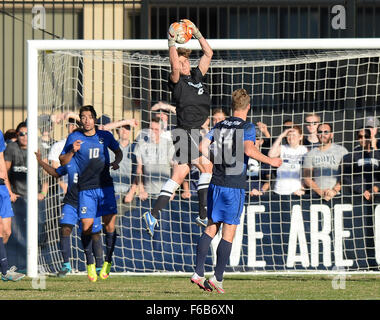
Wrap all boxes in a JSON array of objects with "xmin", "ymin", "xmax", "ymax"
[{"xmin": 180, "ymin": 19, "xmax": 203, "ymax": 40}]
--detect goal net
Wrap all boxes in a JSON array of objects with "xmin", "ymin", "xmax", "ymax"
[{"xmin": 28, "ymin": 39, "xmax": 380, "ymax": 276}]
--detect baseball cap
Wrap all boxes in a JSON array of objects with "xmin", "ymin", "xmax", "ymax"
[
  {"xmin": 96, "ymin": 115, "xmax": 111, "ymax": 126},
  {"xmin": 364, "ymin": 116, "xmax": 380, "ymax": 128}
]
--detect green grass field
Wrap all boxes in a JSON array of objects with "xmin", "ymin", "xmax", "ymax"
[{"xmin": 0, "ymin": 274, "xmax": 379, "ymax": 300}]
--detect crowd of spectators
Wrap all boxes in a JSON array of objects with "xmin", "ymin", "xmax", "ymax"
[{"xmin": 2, "ymin": 105, "xmax": 380, "ymax": 272}]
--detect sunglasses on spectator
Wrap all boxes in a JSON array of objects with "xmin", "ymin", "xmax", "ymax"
[
  {"xmin": 358, "ymin": 134, "xmax": 370, "ymax": 139},
  {"xmin": 306, "ymin": 121, "xmax": 319, "ymax": 125},
  {"xmin": 18, "ymin": 132, "xmax": 28, "ymax": 136},
  {"xmin": 317, "ymin": 130, "xmax": 331, "ymax": 135}
]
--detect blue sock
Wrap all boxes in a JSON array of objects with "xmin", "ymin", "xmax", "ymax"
[
  {"xmin": 194, "ymin": 233, "xmax": 213, "ymax": 277},
  {"xmin": 91, "ymin": 233, "xmax": 104, "ymax": 268},
  {"xmin": 105, "ymin": 231, "xmax": 117, "ymax": 263},
  {"xmin": 81, "ymin": 233, "xmax": 94, "ymax": 265},
  {"xmin": 60, "ymin": 235, "xmax": 71, "ymax": 264},
  {"xmin": 0, "ymin": 237, "xmax": 8, "ymax": 275},
  {"xmin": 214, "ymin": 238, "xmax": 232, "ymax": 282}
]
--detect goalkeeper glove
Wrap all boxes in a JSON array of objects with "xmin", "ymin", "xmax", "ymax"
[
  {"xmin": 167, "ymin": 23, "xmax": 177, "ymax": 48},
  {"xmin": 181, "ymin": 19, "xmax": 203, "ymax": 40}
]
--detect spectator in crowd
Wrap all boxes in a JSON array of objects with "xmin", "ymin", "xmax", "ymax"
[
  {"xmin": 151, "ymin": 101, "xmax": 176, "ymax": 141},
  {"xmin": 342, "ymin": 127, "xmax": 380, "ymax": 270},
  {"xmin": 134, "ymin": 118, "xmax": 175, "ymax": 200},
  {"xmin": 283, "ymin": 119, "xmax": 294, "ymax": 130},
  {"xmin": 4, "ymin": 129, "xmax": 17, "ymax": 145},
  {"xmin": 342, "ymin": 128, "xmax": 380, "ymax": 201},
  {"xmin": 303, "ymin": 113, "xmax": 321, "ymax": 150},
  {"xmin": 268, "ymin": 126, "xmax": 308, "ymax": 196},
  {"xmin": 362, "ymin": 116, "xmax": 380, "ymax": 150},
  {"xmin": 4, "ymin": 121, "xmax": 45, "ymax": 271},
  {"xmin": 96, "ymin": 114, "xmax": 139, "ymax": 206},
  {"xmin": 110, "ymin": 124, "xmax": 138, "ymax": 212},
  {"xmin": 49, "ymin": 117, "xmax": 81, "ymax": 168},
  {"xmin": 256, "ymin": 121, "xmax": 272, "ymax": 155},
  {"xmin": 38, "ymin": 114, "xmax": 56, "ymax": 157},
  {"xmin": 303, "ymin": 123, "xmax": 348, "ymax": 201},
  {"xmin": 211, "ymin": 108, "xmax": 227, "ymax": 126},
  {"xmin": 4, "ymin": 122, "xmax": 28, "ymax": 201},
  {"xmin": 274, "ymin": 119, "xmax": 294, "ymax": 146},
  {"xmin": 48, "ymin": 117, "xmax": 81, "ymax": 196}
]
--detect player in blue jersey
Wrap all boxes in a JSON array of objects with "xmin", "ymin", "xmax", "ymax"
[
  {"xmin": 0, "ymin": 129, "xmax": 25, "ymax": 281},
  {"xmin": 59, "ymin": 105, "xmax": 122, "ymax": 282},
  {"xmin": 35, "ymin": 150, "xmax": 103, "ymax": 278},
  {"xmin": 190, "ymin": 89, "xmax": 282, "ymax": 293}
]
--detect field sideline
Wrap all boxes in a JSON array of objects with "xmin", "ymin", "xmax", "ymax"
[{"xmin": 0, "ymin": 274, "xmax": 379, "ymax": 300}]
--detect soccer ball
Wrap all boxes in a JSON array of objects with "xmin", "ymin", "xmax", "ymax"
[{"xmin": 168, "ymin": 21, "xmax": 193, "ymax": 44}]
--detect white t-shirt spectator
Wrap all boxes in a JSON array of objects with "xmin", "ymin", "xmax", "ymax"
[
  {"xmin": 274, "ymin": 144, "xmax": 308, "ymax": 195},
  {"xmin": 134, "ymin": 136, "xmax": 175, "ymax": 196}
]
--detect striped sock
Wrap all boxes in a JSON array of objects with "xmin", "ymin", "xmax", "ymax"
[
  {"xmin": 197, "ymin": 173, "xmax": 212, "ymax": 219},
  {"xmin": 151, "ymin": 179, "xmax": 180, "ymax": 218}
]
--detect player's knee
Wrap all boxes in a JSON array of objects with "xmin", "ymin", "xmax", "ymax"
[
  {"xmin": 2, "ymin": 230, "xmax": 11, "ymax": 243},
  {"xmin": 60, "ymin": 224, "xmax": 73, "ymax": 237},
  {"xmin": 91, "ymin": 231, "xmax": 101, "ymax": 240}
]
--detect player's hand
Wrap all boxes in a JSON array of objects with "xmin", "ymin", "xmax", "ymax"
[
  {"xmin": 323, "ymin": 189, "xmax": 336, "ymax": 199},
  {"xmin": 38, "ymin": 192, "xmax": 46, "ymax": 201},
  {"xmin": 139, "ymin": 190, "xmax": 148, "ymax": 201},
  {"xmin": 293, "ymin": 189, "xmax": 305, "ymax": 196},
  {"xmin": 34, "ymin": 150, "xmax": 42, "ymax": 161},
  {"xmin": 270, "ymin": 157, "xmax": 282, "ymax": 167},
  {"xmin": 110, "ymin": 161, "xmax": 120, "ymax": 171},
  {"xmin": 126, "ymin": 119, "xmax": 138, "ymax": 127},
  {"xmin": 124, "ymin": 191, "xmax": 134, "ymax": 203},
  {"xmin": 72, "ymin": 140, "xmax": 82, "ymax": 153},
  {"xmin": 167, "ymin": 23, "xmax": 177, "ymax": 47},
  {"xmin": 181, "ymin": 190, "xmax": 191, "ymax": 199},
  {"xmin": 363, "ymin": 190, "xmax": 371, "ymax": 201},
  {"xmin": 9, "ymin": 192, "xmax": 19, "ymax": 203},
  {"xmin": 250, "ymin": 189, "xmax": 263, "ymax": 196},
  {"xmin": 180, "ymin": 19, "xmax": 202, "ymax": 39},
  {"xmin": 256, "ymin": 122, "xmax": 270, "ymax": 137}
]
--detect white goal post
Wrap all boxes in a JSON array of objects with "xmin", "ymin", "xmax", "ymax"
[{"xmin": 27, "ymin": 38, "xmax": 380, "ymax": 278}]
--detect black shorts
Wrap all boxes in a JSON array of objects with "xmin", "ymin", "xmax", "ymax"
[{"xmin": 171, "ymin": 128, "xmax": 203, "ymax": 164}]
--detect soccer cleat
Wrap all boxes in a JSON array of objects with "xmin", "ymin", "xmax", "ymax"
[
  {"xmin": 87, "ymin": 263, "xmax": 97, "ymax": 282},
  {"xmin": 1, "ymin": 266, "xmax": 25, "ymax": 282},
  {"xmin": 96, "ymin": 267, "xmax": 102, "ymax": 275},
  {"xmin": 195, "ymin": 216, "xmax": 208, "ymax": 228},
  {"xmin": 99, "ymin": 261, "xmax": 112, "ymax": 280},
  {"xmin": 208, "ymin": 275, "xmax": 225, "ymax": 294},
  {"xmin": 57, "ymin": 262, "xmax": 72, "ymax": 278},
  {"xmin": 143, "ymin": 211, "xmax": 158, "ymax": 238},
  {"xmin": 190, "ymin": 273, "xmax": 212, "ymax": 292}
]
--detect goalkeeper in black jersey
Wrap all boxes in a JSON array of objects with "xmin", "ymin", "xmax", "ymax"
[{"xmin": 143, "ymin": 19, "xmax": 213, "ymax": 237}]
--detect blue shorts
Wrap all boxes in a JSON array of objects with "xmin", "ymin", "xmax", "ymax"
[
  {"xmin": 207, "ymin": 184, "xmax": 245, "ymax": 225},
  {"xmin": 0, "ymin": 185, "xmax": 14, "ymax": 219},
  {"xmin": 78, "ymin": 186, "xmax": 117, "ymax": 220},
  {"xmin": 60, "ymin": 203, "xmax": 102, "ymax": 233}
]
